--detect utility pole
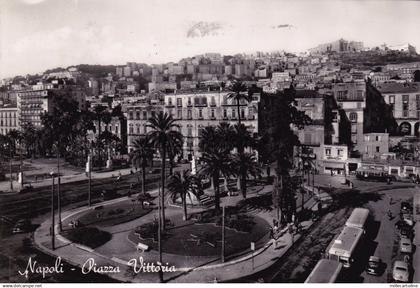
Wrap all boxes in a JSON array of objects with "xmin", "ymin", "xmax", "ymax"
[
  {"xmin": 158, "ymin": 181, "xmax": 163, "ymax": 282},
  {"xmin": 221, "ymin": 205, "xmax": 225, "ymax": 263},
  {"xmin": 57, "ymin": 142, "xmax": 62, "ymax": 231},
  {"xmin": 9, "ymin": 143, "xmax": 13, "ymax": 191},
  {"xmin": 51, "ymin": 172, "xmax": 55, "ymax": 250},
  {"xmin": 88, "ymin": 143, "xmax": 93, "ymax": 207}
]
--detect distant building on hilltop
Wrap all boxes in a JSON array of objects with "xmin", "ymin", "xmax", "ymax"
[{"xmin": 308, "ymin": 39, "xmax": 364, "ymax": 54}]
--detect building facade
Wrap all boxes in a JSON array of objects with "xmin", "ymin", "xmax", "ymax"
[
  {"xmin": 163, "ymin": 90, "xmax": 260, "ymax": 160},
  {"xmin": 0, "ymin": 105, "xmax": 19, "ymax": 135}
]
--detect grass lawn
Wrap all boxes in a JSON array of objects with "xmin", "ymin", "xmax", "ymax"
[
  {"xmin": 129, "ymin": 213, "xmax": 270, "ymax": 257},
  {"xmin": 76, "ymin": 201, "xmax": 152, "ymax": 227},
  {"xmin": 62, "ymin": 227, "xmax": 112, "ymax": 249}
]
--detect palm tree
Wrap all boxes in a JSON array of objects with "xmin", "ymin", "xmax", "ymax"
[
  {"xmin": 199, "ymin": 149, "xmax": 233, "ymax": 212},
  {"xmin": 147, "ymin": 112, "xmax": 183, "ymax": 230},
  {"xmin": 216, "ymin": 122, "xmax": 235, "ymax": 152},
  {"xmin": 130, "ymin": 135, "xmax": 154, "ymax": 195},
  {"xmin": 167, "ymin": 170, "xmax": 200, "ymax": 221},
  {"xmin": 167, "ymin": 134, "xmax": 183, "ymax": 176},
  {"xmin": 232, "ymin": 152, "xmax": 261, "ymax": 197},
  {"xmin": 93, "ymin": 105, "xmax": 107, "ymax": 165},
  {"xmin": 227, "ymin": 81, "xmax": 251, "ymax": 126},
  {"xmin": 231, "ymin": 124, "xmax": 256, "ymax": 198}
]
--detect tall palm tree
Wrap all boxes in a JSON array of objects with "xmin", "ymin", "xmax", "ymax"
[
  {"xmin": 93, "ymin": 105, "xmax": 107, "ymax": 165},
  {"xmin": 199, "ymin": 150, "xmax": 234, "ymax": 212},
  {"xmin": 231, "ymin": 124, "xmax": 256, "ymax": 198},
  {"xmin": 232, "ymin": 152, "xmax": 261, "ymax": 197},
  {"xmin": 167, "ymin": 134, "xmax": 183, "ymax": 176},
  {"xmin": 216, "ymin": 122, "xmax": 235, "ymax": 152},
  {"xmin": 227, "ymin": 81, "xmax": 252, "ymax": 126},
  {"xmin": 130, "ymin": 135, "xmax": 154, "ymax": 195},
  {"xmin": 167, "ymin": 170, "xmax": 200, "ymax": 221},
  {"xmin": 7, "ymin": 129, "xmax": 23, "ymax": 184},
  {"xmin": 147, "ymin": 112, "xmax": 183, "ymax": 230}
]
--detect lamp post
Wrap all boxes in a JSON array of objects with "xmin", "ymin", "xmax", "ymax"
[
  {"xmin": 87, "ymin": 142, "xmax": 93, "ymax": 207},
  {"xmin": 9, "ymin": 142, "xmax": 13, "ymax": 191},
  {"xmin": 157, "ymin": 181, "xmax": 163, "ymax": 283},
  {"xmin": 50, "ymin": 171, "xmax": 55, "ymax": 250},
  {"xmin": 57, "ymin": 143, "xmax": 62, "ymax": 231},
  {"xmin": 221, "ymin": 205, "xmax": 225, "ymax": 263}
]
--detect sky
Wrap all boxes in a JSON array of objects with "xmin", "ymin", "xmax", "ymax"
[{"xmin": 0, "ymin": 0, "xmax": 420, "ymax": 78}]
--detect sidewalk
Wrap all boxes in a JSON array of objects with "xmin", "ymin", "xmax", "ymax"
[{"xmin": 33, "ymin": 182, "xmax": 323, "ymax": 283}]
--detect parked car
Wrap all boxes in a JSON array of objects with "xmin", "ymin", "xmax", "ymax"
[
  {"xmin": 401, "ymin": 213, "xmax": 414, "ymax": 226},
  {"xmin": 399, "ymin": 225, "xmax": 413, "ymax": 239},
  {"xmin": 366, "ymin": 256, "xmax": 384, "ymax": 276},
  {"xmin": 401, "ymin": 201, "xmax": 412, "ymax": 214},
  {"xmin": 12, "ymin": 219, "xmax": 31, "ymax": 234},
  {"xmin": 400, "ymin": 238, "xmax": 413, "ymax": 254},
  {"xmin": 392, "ymin": 261, "xmax": 409, "ymax": 282}
]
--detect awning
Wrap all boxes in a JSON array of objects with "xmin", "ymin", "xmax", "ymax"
[{"xmin": 324, "ymin": 161, "xmax": 345, "ymax": 169}]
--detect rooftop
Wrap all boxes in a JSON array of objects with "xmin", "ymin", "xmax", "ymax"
[{"xmin": 376, "ymin": 82, "xmax": 420, "ymax": 94}]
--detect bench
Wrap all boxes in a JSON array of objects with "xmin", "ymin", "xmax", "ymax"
[{"xmin": 137, "ymin": 242, "xmax": 149, "ymax": 252}]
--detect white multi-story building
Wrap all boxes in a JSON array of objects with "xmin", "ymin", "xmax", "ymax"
[{"xmin": 163, "ymin": 90, "xmax": 260, "ymax": 160}]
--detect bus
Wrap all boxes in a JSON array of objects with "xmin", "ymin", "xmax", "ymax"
[
  {"xmin": 328, "ymin": 226, "xmax": 364, "ymax": 268},
  {"xmin": 355, "ymin": 167, "xmax": 392, "ymax": 182},
  {"xmin": 414, "ymin": 192, "xmax": 420, "ymax": 222},
  {"xmin": 345, "ymin": 208, "xmax": 369, "ymax": 230},
  {"xmin": 305, "ymin": 259, "xmax": 343, "ymax": 283}
]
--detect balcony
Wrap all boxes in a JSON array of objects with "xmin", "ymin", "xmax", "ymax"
[{"xmin": 165, "ymin": 104, "xmax": 175, "ymax": 108}]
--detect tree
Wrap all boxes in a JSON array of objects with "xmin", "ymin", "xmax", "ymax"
[
  {"xmin": 167, "ymin": 170, "xmax": 200, "ymax": 221},
  {"xmin": 227, "ymin": 81, "xmax": 252, "ymax": 126},
  {"xmin": 231, "ymin": 124, "xmax": 257, "ymax": 198},
  {"xmin": 93, "ymin": 105, "xmax": 107, "ymax": 165},
  {"xmin": 147, "ymin": 112, "xmax": 183, "ymax": 230},
  {"xmin": 232, "ymin": 152, "xmax": 261, "ymax": 197},
  {"xmin": 21, "ymin": 123, "xmax": 37, "ymax": 158},
  {"xmin": 260, "ymin": 87, "xmax": 311, "ymax": 223},
  {"xmin": 199, "ymin": 150, "xmax": 234, "ymax": 212},
  {"xmin": 130, "ymin": 135, "xmax": 154, "ymax": 195}
]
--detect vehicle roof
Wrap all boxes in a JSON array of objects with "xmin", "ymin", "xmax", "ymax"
[
  {"xmin": 394, "ymin": 261, "xmax": 409, "ymax": 268},
  {"xmin": 400, "ymin": 238, "xmax": 412, "ymax": 244},
  {"xmin": 345, "ymin": 208, "xmax": 369, "ymax": 229},
  {"xmin": 305, "ymin": 259, "xmax": 342, "ymax": 283},
  {"xmin": 329, "ymin": 226, "xmax": 364, "ymax": 257},
  {"xmin": 369, "ymin": 256, "xmax": 381, "ymax": 262}
]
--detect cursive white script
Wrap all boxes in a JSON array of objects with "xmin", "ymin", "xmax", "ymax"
[
  {"xmin": 82, "ymin": 258, "xmax": 120, "ymax": 274},
  {"xmin": 128, "ymin": 257, "xmax": 176, "ymax": 273},
  {"xmin": 18, "ymin": 257, "xmax": 64, "ymax": 279}
]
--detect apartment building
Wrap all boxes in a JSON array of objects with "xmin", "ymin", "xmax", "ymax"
[
  {"xmin": 0, "ymin": 105, "xmax": 19, "ymax": 135},
  {"xmin": 377, "ymin": 82, "xmax": 420, "ymax": 136},
  {"xmin": 163, "ymin": 90, "xmax": 260, "ymax": 160}
]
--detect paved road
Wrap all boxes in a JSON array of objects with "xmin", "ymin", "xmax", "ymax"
[{"xmin": 362, "ymin": 187, "xmax": 414, "ymax": 283}]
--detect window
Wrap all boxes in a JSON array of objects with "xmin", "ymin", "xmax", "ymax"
[
  {"xmin": 187, "ymin": 126, "xmax": 192, "ymax": 137},
  {"xmin": 211, "ymin": 109, "xmax": 215, "ymax": 118},
  {"xmin": 337, "ymin": 149, "xmax": 343, "ymax": 156},
  {"xmin": 337, "ymin": 90, "xmax": 347, "ymax": 101},
  {"xmin": 376, "ymin": 135, "xmax": 381, "ymax": 141},
  {"xmin": 325, "ymin": 148, "xmax": 331, "ymax": 156},
  {"xmin": 241, "ymin": 109, "xmax": 245, "ymax": 119},
  {"xmin": 129, "ymin": 124, "xmax": 133, "ymax": 134},
  {"xmin": 136, "ymin": 111, "xmax": 140, "ymax": 120},
  {"xmin": 143, "ymin": 111, "xmax": 147, "ymax": 120},
  {"xmin": 129, "ymin": 111, "xmax": 133, "ymax": 120},
  {"xmin": 376, "ymin": 146, "xmax": 380, "ymax": 153},
  {"xmin": 136, "ymin": 125, "xmax": 140, "ymax": 134},
  {"xmin": 349, "ymin": 112, "xmax": 357, "ymax": 122},
  {"xmin": 198, "ymin": 109, "xmax": 203, "ymax": 119},
  {"xmin": 168, "ymin": 98, "xmax": 173, "ymax": 106},
  {"xmin": 211, "ymin": 96, "xmax": 216, "ymax": 106},
  {"xmin": 187, "ymin": 109, "xmax": 192, "ymax": 119},
  {"xmin": 223, "ymin": 109, "xmax": 227, "ymax": 118},
  {"xmin": 403, "ymin": 95, "xmax": 409, "ymax": 103},
  {"xmin": 177, "ymin": 109, "xmax": 182, "ymax": 119},
  {"xmin": 351, "ymin": 124, "xmax": 357, "ymax": 133},
  {"xmin": 187, "ymin": 97, "xmax": 192, "ymax": 106},
  {"xmin": 232, "ymin": 109, "xmax": 236, "ymax": 119},
  {"xmin": 389, "ymin": 95, "xmax": 395, "ymax": 104},
  {"xmin": 177, "ymin": 98, "xmax": 182, "ymax": 107},
  {"xmin": 143, "ymin": 125, "xmax": 147, "ymax": 134}
]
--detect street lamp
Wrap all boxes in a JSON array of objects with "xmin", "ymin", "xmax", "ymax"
[
  {"xmin": 221, "ymin": 205, "xmax": 226, "ymax": 263},
  {"xmin": 56, "ymin": 143, "xmax": 62, "ymax": 232},
  {"xmin": 9, "ymin": 142, "xmax": 13, "ymax": 191},
  {"xmin": 50, "ymin": 171, "xmax": 55, "ymax": 250}
]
